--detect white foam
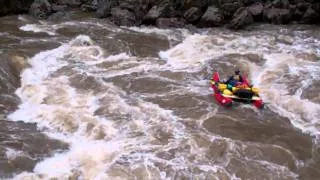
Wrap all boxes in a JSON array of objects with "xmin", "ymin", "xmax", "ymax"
[
  {"xmin": 5, "ymin": 148, "xmax": 24, "ymax": 160},
  {"xmin": 127, "ymin": 26, "xmax": 191, "ymax": 41},
  {"xmin": 8, "ymin": 34, "xmax": 194, "ymax": 179},
  {"xmin": 19, "ymin": 24, "xmax": 57, "ymax": 36},
  {"xmin": 82, "ymin": 52, "xmax": 130, "ymax": 66},
  {"xmin": 159, "ymin": 34, "xmax": 213, "ymax": 69},
  {"xmin": 253, "ymin": 53, "xmax": 320, "ymax": 137},
  {"xmin": 32, "ymin": 140, "xmax": 121, "ymax": 179},
  {"xmin": 18, "ymin": 15, "xmax": 29, "ymax": 22}
]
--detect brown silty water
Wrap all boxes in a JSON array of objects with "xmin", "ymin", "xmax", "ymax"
[{"xmin": 0, "ymin": 12, "xmax": 320, "ymax": 179}]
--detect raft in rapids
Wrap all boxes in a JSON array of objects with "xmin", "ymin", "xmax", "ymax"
[{"xmin": 210, "ymin": 72, "xmax": 264, "ymax": 109}]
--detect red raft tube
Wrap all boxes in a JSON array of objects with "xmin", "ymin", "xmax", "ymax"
[{"xmin": 210, "ymin": 72, "xmax": 264, "ymax": 109}]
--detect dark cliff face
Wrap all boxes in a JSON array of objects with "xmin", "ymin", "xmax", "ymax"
[{"xmin": 1, "ymin": 0, "xmax": 320, "ymax": 29}]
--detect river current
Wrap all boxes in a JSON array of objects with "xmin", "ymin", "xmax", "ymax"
[{"xmin": 0, "ymin": 13, "xmax": 320, "ymax": 179}]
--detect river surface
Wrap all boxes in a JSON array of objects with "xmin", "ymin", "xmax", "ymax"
[{"xmin": 0, "ymin": 12, "xmax": 320, "ymax": 180}]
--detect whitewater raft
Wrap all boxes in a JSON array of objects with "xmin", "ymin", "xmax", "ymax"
[{"xmin": 210, "ymin": 72, "xmax": 264, "ymax": 109}]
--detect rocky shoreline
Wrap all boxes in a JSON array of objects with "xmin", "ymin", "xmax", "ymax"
[{"xmin": 1, "ymin": 0, "xmax": 320, "ymax": 29}]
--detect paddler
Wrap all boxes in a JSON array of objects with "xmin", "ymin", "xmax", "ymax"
[{"xmin": 226, "ymin": 69, "xmax": 243, "ymax": 86}]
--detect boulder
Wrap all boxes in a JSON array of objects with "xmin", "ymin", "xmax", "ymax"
[
  {"xmin": 96, "ymin": 0, "xmax": 118, "ymax": 18},
  {"xmin": 228, "ymin": 7, "xmax": 253, "ymax": 29},
  {"xmin": 248, "ymin": 2, "xmax": 263, "ymax": 21},
  {"xmin": 50, "ymin": 0, "xmax": 82, "ymax": 7},
  {"xmin": 272, "ymin": 0, "xmax": 289, "ymax": 9},
  {"xmin": 48, "ymin": 11, "xmax": 70, "ymax": 21},
  {"xmin": 183, "ymin": 7, "xmax": 203, "ymax": 23},
  {"xmin": 301, "ymin": 7, "xmax": 319, "ymax": 24},
  {"xmin": 143, "ymin": 1, "xmax": 176, "ymax": 24},
  {"xmin": 111, "ymin": 7, "xmax": 136, "ymax": 26},
  {"xmin": 198, "ymin": 5, "xmax": 223, "ymax": 27},
  {"xmin": 156, "ymin": 17, "xmax": 186, "ymax": 28},
  {"xmin": 118, "ymin": 0, "xmax": 150, "ymax": 22},
  {"xmin": 29, "ymin": 0, "xmax": 52, "ymax": 19},
  {"xmin": 81, "ymin": 4, "xmax": 98, "ymax": 12},
  {"xmin": 263, "ymin": 8, "xmax": 292, "ymax": 24},
  {"xmin": 51, "ymin": 4, "xmax": 68, "ymax": 12},
  {"xmin": 292, "ymin": 8, "xmax": 304, "ymax": 21},
  {"xmin": 242, "ymin": 0, "xmax": 256, "ymax": 6},
  {"xmin": 173, "ymin": 0, "xmax": 210, "ymax": 10},
  {"xmin": 297, "ymin": 2, "xmax": 311, "ymax": 12},
  {"xmin": 221, "ymin": 2, "xmax": 242, "ymax": 19}
]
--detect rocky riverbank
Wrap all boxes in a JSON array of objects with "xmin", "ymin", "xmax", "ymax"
[
  {"xmin": 1, "ymin": 0, "xmax": 319, "ymax": 29},
  {"xmin": 0, "ymin": 0, "xmax": 320, "ymax": 29}
]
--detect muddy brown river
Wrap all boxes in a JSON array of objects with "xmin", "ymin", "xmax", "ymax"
[{"xmin": 0, "ymin": 12, "xmax": 320, "ymax": 179}]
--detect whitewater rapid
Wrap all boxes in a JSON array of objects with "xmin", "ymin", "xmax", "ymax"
[{"xmin": 2, "ymin": 16, "xmax": 319, "ymax": 179}]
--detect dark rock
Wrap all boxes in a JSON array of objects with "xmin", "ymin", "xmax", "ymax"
[
  {"xmin": 272, "ymin": 0, "xmax": 289, "ymax": 9},
  {"xmin": 221, "ymin": 2, "xmax": 242, "ymax": 19},
  {"xmin": 156, "ymin": 17, "xmax": 186, "ymax": 28},
  {"xmin": 48, "ymin": 11, "xmax": 70, "ymax": 21},
  {"xmin": 81, "ymin": 4, "xmax": 98, "ymax": 12},
  {"xmin": 183, "ymin": 7, "xmax": 203, "ymax": 23},
  {"xmin": 143, "ymin": 1, "xmax": 176, "ymax": 24},
  {"xmin": 242, "ymin": 0, "xmax": 256, "ymax": 6},
  {"xmin": 263, "ymin": 8, "xmax": 292, "ymax": 24},
  {"xmin": 96, "ymin": 0, "xmax": 118, "ymax": 18},
  {"xmin": 199, "ymin": 5, "xmax": 223, "ymax": 27},
  {"xmin": 118, "ymin": 0, "xmax": 151, "ymax": 23},
  {"xmin": 0, "ymin": 0, "xmax": 34, "ymax": 16},
  {"xmin": 291, "ymin": 5, "xmax": 304, "ymax": 21},
  {"xmin": 29, "ymin": 0, "xmax": 52, "ymax": 19},
  {"xmin": 248, "ymin": 2, "xmax": 263, "ymax": 21},
  {"xmin": 51, "ymin": 0, "xmax": 82, "ymax": 7},
  {"xmin": 51, "ymin": 4, "xmax": 68, "ymax": 12},
  {"xmin": 297, "ymin": 2, "xmax": 311, "ymax": 12},
  {"xmin": 174, "ymin": 0, "xmax": 210, "ymax": 10},
  {"xmin": 220, "ymin": 0, "xmax": 238, "ymax": 3},
  {"xmin": 314, "ymin": 3, "xmax": 320, "ymax": 13},
  {"xmin": 228, "ymin": 7, "xmax": 253, "ymax": 29},
  {"xmin": 301, "ymin": 7, "xmax": 319, "ymax": 24},
  {"xmin": 111, "ymin": 7, "xmax": 136, "ymax": 26}
]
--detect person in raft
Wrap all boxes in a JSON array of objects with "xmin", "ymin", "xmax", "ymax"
[{"xmin": 226, "ymin": 69, "xmax": 243, "ymax": 87}]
